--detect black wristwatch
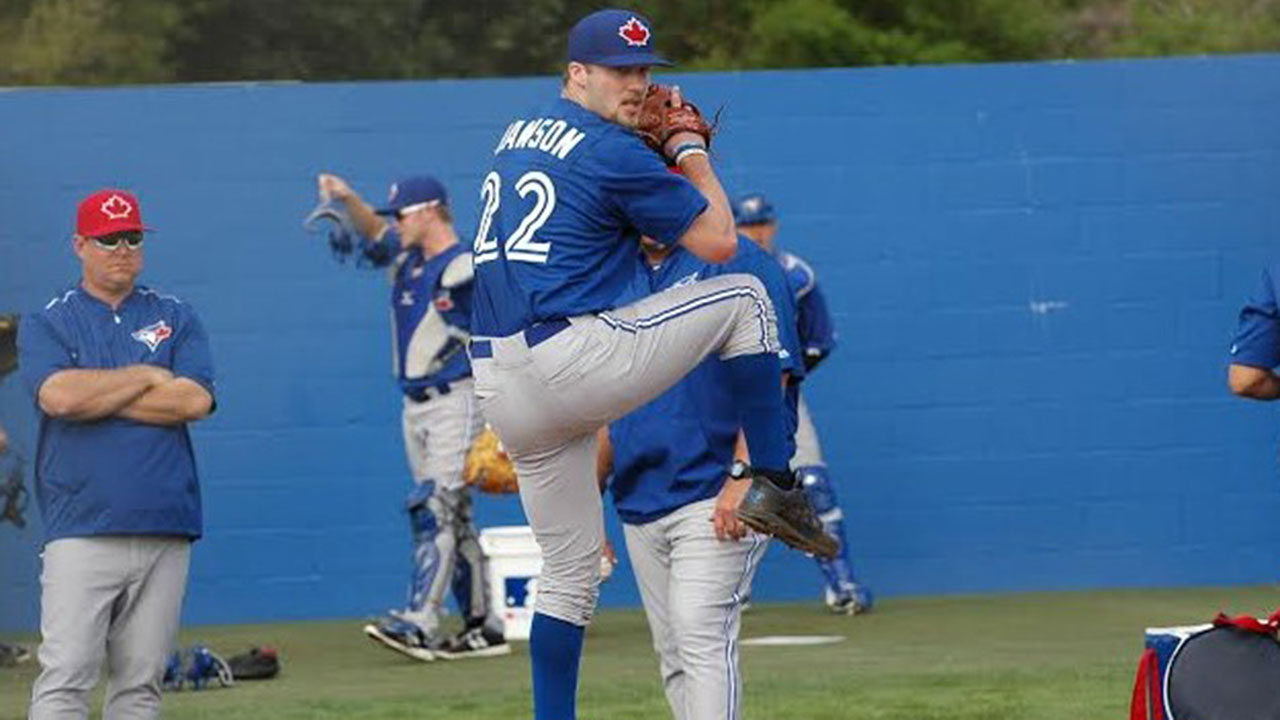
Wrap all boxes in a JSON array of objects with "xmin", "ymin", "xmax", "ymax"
[{"xmin": 728, "ymin": 460, "xmax": 750, "ymax": 481}]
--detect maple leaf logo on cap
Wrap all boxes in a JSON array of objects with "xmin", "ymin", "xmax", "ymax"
[
  {"xmin": 101, "ymin": 194, "xmax": 133, "ymax": 220},
  {"xmin": 618, "ymin": 17, "xmax": 650, "ymax": 47}
]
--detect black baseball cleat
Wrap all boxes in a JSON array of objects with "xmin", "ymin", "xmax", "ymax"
[
  {"xmin": 736, "ymin": 470, "xmax": 839, "ymax": 558},
  {"xmin": 435, "ymin": 625, "xmax": 511, "ymax": 660},
  {"xmin": 0, "ymin": 643, "xmax": 30, "ymax": 667},
  {"xmin": 362, "ymin": 616, "xmax": 444, "ymax": 662}
]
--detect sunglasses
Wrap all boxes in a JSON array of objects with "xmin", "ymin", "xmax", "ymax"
[{"xmin": 90, "ymin": 231, "xmax": 144, "ymax": 251}]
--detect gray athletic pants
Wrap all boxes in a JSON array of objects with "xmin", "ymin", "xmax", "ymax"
[
  {"xmin": 790, "ymin": 392, "xmax": 824, "ymax": 469},
  {"xmin": 400, "ymin": 378, "xmax": 494, "ymax": 634},
  {"xmin": 624, "ymin": 498, "xmax": 769, "ymax": 720},
  {"xmin": 471, "ymin": 273, "xmax": 779, "ymax": 626},
  {"xmin": 29, "ymin": 536, "xmax": 191, "ymax": 720}
]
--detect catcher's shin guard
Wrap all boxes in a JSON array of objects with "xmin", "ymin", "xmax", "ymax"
[
  {"xmin": 448, "ymin": 490, "xmax": 492, "ymax": 626},
  {"xmin": 797, "ymin": 465, "xmax": 865, "ymax": 602},
  {"xmin": 405, "ymin": 482, "xmax": 446, "ymax": 628}
]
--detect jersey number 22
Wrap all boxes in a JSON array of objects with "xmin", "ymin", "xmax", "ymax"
[{"xmin": 473, "ymin": 170, "xmax": 555, "ymax": 265}]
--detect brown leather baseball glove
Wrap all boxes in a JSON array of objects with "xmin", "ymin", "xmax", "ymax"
[
  {"xmin": 464, "ymin": 426, "xmax": 519, "ymax": 494},
  {"xmin": 635, "ymin": 84, "xmax": 714, "ymax": 159}
]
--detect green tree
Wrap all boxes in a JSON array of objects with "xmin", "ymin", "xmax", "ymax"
[
  {"xmin": 1, "ymin": 0, "xmax": 1279, "ymax": 87},
  {"xmin": 1, "ymin": 0, "xmax": 180, "ymax": 86}
]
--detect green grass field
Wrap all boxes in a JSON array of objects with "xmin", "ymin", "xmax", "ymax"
[{"xmin": 3, "ymin": 585, "xmax": 1276, "ymax": 719}]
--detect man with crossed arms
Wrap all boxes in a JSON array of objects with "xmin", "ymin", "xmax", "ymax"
[{"xmin": 20, "ymin": 189, "xmax": 215, "ymax": 719}]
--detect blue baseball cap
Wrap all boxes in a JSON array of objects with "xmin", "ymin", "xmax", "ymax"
[
  {"xmin": 567, "ymin": 9, "xmax": 671, "ymax": 67},
  {"xmin": 375, "ymin": 175, "xmax": 448, "ymax": 216},
  {"xmin": 732, "ymin": 193, "xmax": 777, "ymax": 226}
]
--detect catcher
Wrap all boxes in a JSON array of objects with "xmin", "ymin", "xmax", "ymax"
[{"xmin": 307, "ymin": 174, "xmax": 508, "ymax": 661}]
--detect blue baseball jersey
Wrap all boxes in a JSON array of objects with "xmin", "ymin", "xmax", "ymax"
[
  {"xmin": 471, "ymin": 97, "xmax": 708, "ymax": 337},
  {"xmin": 355, "ymin": 232, "xmax": 474, "ymax": 395},
  {"xmin": 608, "ymin": 237, "xmax": 802, "ymax": 525},
  {"xmin": 1230, "ymin": 264, "xmax": 1280, "ymax": 369},
  {"xmin": 778, "ymin": 249, "xmax": 837, "ymax": 368},
  {"xmin": 18, "ymin": 285, "xmax": 216, "ymax": 542}
]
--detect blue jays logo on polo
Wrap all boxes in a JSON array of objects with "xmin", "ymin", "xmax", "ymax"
[
  {"xmin": 618, "ymin": 17, "xmax": 650, "ymax": 47},
  {"xmin": 101, "ymin": 194, "xmax": 133, "ymax": 220},
  {"xmin": 132, "ymin": 320, "xmax": 173, "ymax": 352},
  {"xmin": 672, "ymin": 272, "xmax": 700, "ymax": 289}
]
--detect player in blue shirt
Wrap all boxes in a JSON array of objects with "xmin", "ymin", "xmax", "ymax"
[
  {"xmin": 1229, "ymin": 264, "xmax": 1280, "ymax": 400},
  {"xmin": 600, "ymin": 232, "xmax": 802, "ymax": 720},
  {"xmin": 466, "ymin": 9, "xmax": 833, "ymax": 719},
  {"xmin": 19, "ymin": 189, "xmax": 215, "ymax": 718},
  {"xmin": 312, "ymin": 173, "xmax": 507, "ymax": 661},
  {"xmin": 0, "ymin": 313, "xmax": 31, "ymax": 668},
  {"xmin": 734, "ymin": 192, "xmax": 874, "ymax": 615}
]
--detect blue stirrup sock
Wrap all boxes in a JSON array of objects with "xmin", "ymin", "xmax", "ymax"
[
  {"xmin": 531, "ymin": 612, "xmax": 586, "ymax": 720},
  {"xmin": 725, "ymin": 352, "xmax": 794, "ymax": 484}
]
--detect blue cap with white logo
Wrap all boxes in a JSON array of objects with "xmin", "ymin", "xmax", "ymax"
[
  {"xmin": 732, "ymin": 193, "xmax": 777, "ymax": 226},
  {"xmin": 375, "ymin": 175, "xmax": 448, "ymax": 216},
  {"xmin": 567, "ymin": 9, "xmax": 671, "ymax": 67}
]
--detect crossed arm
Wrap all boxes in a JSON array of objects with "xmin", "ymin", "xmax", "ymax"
[
  {"xmin": 1228, "ymin": 364, "xmax": 1280, "ymax": 401},
  {"xmin": 39, "ymin": 365, "xmax": 213, "ymax": 425}
]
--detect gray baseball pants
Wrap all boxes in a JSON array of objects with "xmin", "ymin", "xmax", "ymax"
[
  {"xmin": 790, "ymin": 391, "xmax": 824, "ymax": 469},
  {"xmin": 471, "ymin": 273, "xmax": 779, "ymax": 626},
  {"xmin": 624, "ymin": 498, "xmax": 769, "ymax": 720},
  {"xmin": 400, "ymin": 377, "xmax": 494, "ymax": 634},
  {"xmin": 29, "ymin": 536, "xmax": 190, "ymax": 720}
]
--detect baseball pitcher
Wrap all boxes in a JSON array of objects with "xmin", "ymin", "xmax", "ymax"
[{"xmin": 466, "ymin": 9, "xmax": 833, "ymax": 719}]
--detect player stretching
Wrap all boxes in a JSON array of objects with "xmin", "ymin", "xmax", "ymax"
[
  {"xmin": 734, "ymin": 192, "xmax": 874, "ymax": 615},
  {"xmin": 466, "ymin": 9, "xmax": 833, "ymax": 719},
  {"xmin": 314, "ymin": 173, "xmax": 507, "ymax": 661}
]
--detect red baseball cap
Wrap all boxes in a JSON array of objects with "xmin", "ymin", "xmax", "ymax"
[{"xmin": 76, "ymin": 189, "xmax": 154, "ymax": 237}]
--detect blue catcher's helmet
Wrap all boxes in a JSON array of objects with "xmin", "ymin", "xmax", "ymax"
[{"xmin": 732, "ymin": 192, "xmax": 776, "ymax": 226}]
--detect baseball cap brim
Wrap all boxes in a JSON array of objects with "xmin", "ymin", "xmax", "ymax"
[
  {"xmin": 586, "ymin": 52, "xmax": 673, "ymax": 67},
  {"xmin": 86, "ymin": 222, "xmax": 156, "ymax": 236},
  {"xmin": 374, "ymin": 199, "xmax": 442, "ymax": 216}
]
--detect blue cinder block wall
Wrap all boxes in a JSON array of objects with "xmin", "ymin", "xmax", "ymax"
[{"xmin": 2, "ymin": 55, "xmax": 1279, "ymax": 631}]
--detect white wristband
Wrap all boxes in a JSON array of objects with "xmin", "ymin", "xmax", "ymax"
[{"xmin": 674, "ymin": 146, "xmax": 708, "ymax": 164}]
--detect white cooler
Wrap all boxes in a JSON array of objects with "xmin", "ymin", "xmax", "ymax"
[{"xmin": 479, "ymin": 525, "xmax": 543, "ymax": 641}]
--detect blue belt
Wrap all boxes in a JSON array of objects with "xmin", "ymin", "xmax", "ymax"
[
  {"xmin": 406, "ymin": 382, "xmax": 453, "ymax": 403},
  {"xmin": 469, "ymin": 318, "xmax": 571, "ymax": 360}
]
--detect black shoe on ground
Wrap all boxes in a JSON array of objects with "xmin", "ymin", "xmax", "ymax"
[
  {"xmin": 436, "ymin": 625, "xmax": 511, "ymax": 660},
  {"xmin": 362, "ymin": 616, "xmax": 443, "ymax": 662},
  {"xmin": 736, "ymin": 470, "xmax": 839, "ymax": 558},
  {"xmin": 0, "ymin": 643, "xmax": 30, "ymax": 668}
]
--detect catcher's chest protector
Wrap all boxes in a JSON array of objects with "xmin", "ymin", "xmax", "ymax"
[{"xmin": 1132, "ymin": 611, "xmax": 1280, "ymax": 720}]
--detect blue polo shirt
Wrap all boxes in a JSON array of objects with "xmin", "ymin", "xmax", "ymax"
[
  {"xmin": 1230, "ymin": 264, "xmax": 1280, "ymax": 369},
  {"xmin": 18, "ymin": 285, "xmax": 216, "ymax": 542},
  {"xmin": 608, "ymin": 237, "xmax": 802, "ymax": 525}
]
